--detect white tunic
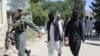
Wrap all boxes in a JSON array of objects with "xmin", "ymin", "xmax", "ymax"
[
  {"xmin": 41, "ymin": 20, "xmax": 64, "ymax": 56},
  {"xmin": 88, "ymin": 20, "xmax": 93, "ymax": 34},
  {"xmin": 82, "ymin": 18, "xmax": 86, "ymax": 35}
]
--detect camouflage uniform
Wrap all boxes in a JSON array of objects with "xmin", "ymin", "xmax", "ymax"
[{"xmin": 13, "ymin": 15, "xmax": 39, "ymax": 56}]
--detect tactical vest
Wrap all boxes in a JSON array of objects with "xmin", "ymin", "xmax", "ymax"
[{"xmin": 13, "ymin": 16, "xmax": 27, "ymax": 33}]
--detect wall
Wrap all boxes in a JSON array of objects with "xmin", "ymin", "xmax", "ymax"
[
  {"xmin": 0, "ymin": 0, "xmax": 7, "ymax": 55},
  {"xmin": 0, "ymin": 0, "xmax": 3, "ymax": 24}
]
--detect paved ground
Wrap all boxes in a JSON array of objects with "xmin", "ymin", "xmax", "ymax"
[
  {"xmin": 2, "ymin": 35, "xmax": 100, "ymax": 56},
  {"xmin": 0, "ymin": 25, "xmax": 7, "ymax": 56},
  {"xmin": 26, "ymin": 35, "xmax": 100, "ymax": 56}
]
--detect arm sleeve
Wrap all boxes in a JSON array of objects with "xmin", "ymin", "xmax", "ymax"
[
  {"xmin": 24, "ymin": 18, "xmax": 40, "ymax": 32},
  {"xmin": 40, "ymin": 23, "xmax": 47, "ymax": 33},
  {"xmin": 64, "ymin": 22, "xmax": 69, "ymax": 38},
  {"xmin": 79, "ymin": 22, "xmax": 85, "ymax": 41},
  {"xmin": 58, "ymin": 21, "xmax": 64, "ymax": 38}
]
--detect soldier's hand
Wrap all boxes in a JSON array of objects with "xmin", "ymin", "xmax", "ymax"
[
  {"xmin": 37, "ymin": 32, "xmax": 44, "ymax": 38},
  {"xmin": 38, "ymin": 32, "xmax": 41, "ymax": 38},
  {"xmin": 7, "ymin": 30, "xmax": 10, "ymax": 33}
]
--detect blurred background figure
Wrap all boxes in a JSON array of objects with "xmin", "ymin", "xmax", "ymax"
[
  {"xmin": 94, "ymin": 20, "xmax": 100, "ymax": 36},
  {"xmin": 85, "ymin": 16, "xmax": 89, "ymax": 37},
  {"xmin": 88, "ymin": 17, "xmax": 93, "ymax": 36}
]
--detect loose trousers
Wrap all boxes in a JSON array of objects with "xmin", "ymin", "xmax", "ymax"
[
  {"xmin": 69, "ymin": 39, "xmax": 81, "ymax": 56},
  {"xmin": 47, "ymin": 41, "xmax": 62, "ymax": 56}
]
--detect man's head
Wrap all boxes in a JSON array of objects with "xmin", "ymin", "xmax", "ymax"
[
  {"xmin": 71, "ymin": 10, "xmax": 79, "ymax": 22},
  {"xmin": 79, "ymin": 14, "xmax": 83, "ymax": 20},
  {"xmin": 48, "ymin": 12, "xmax": 54, "ymax": 22},
  {"xmin": 90, "ymin": 17, "xmax": 92, "ymax": 20},
  {"xmin": 17, "ymin": 9, "xmax": 23, "ymax": 16},
  {"xmin": 86, "ymin": 16, "xmax": 89, "ymax": 19},
  {"xmin": 55, "ymin": 12, "xmax": 61, "ymax": 21}
]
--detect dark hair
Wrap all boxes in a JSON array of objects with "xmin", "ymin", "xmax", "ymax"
[
  {"xmin": 48, "ymin": 12, "xmax": 54, "ymax": 22},
  {"xmin": 79, "ymin": 17, "xmax": 82, "ymax": 20},
  {"xmin": 90, "ymin": 17, "xmax": 92, "ymax": 20},
  {"xmin": 17, "ymin": 9, "xmax": 23, "ymax": 12},
  {"xmin": 47, "ymin": 12, "xmax": 54, "ymax": 31},
  {"xmin": 71, "ymin": 10, "xmax": 79, "ymax": 22},
  {"xmin": 79, "ymin": 14, "xmax": 83, "ymax": 20},
  {"xmin": 86, "ymin": 16, "xmax": 88, "ymax": 19}
]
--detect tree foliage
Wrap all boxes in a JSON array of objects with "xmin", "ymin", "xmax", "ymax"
[
  {"xmin": 90, "ymin": 0, "xmax": 100, "ymax": 19},
  {"xmin": 61, "ymin": 0, "xmax": 74, "ymax": 20},
  {"xmin": 28, "ymin": 0, "xmax": 48, "ymax": 26},
  {"xmin": 28, "ymin": 0, "xmax": 75, "ymax": 26},
  {"xmin": 41, "ymin": 0, "xmax": 74, "ymax": 20},
  {"xmin": 73, "ymin": 0, "xmax": 86, "ymax": 15}
]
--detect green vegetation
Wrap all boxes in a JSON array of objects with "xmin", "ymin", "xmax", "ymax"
[
  {"xmin": 28, "ymin": 0, "xmax": 75, "ymax": 26},
  {"xmin": 26, "ymin": 27, "xmax": 38, "ymax": 41},
  {"xmin": 28, "ymin": 0, "xmax": 48, "ymax": 26},
  {"xmin": 26, "ymin": 0, "xmax": 86, "ymax": 40},
  {"xmin": 27, "ymin": 0, "xmax": 86, "ymax": 26},
  {"xmin": 73, "ymin": 0, "xmax": 86, "ymax": 15},
  {"xmin": 90, "ymin": 0, "xmax": 100, "ymax": 19}
]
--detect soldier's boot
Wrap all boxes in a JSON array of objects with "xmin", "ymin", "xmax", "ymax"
[
  {"xmin": 11, "ymin": 41, "xmax": 15, "ymax": 45},
  {"xmin": 3, "ymin": 53, "xmax": 9, "ymax": 56},
  {"xmin": 25, "ymin": 49, "xmax": 31, "ymax": 56},
  {"xmin": 5, "ymin": 39, "xmax": 10, "ymax": 50},
  {"xmin": 58, "ymin": 53, "xmax": 61, "ymax": 56}
]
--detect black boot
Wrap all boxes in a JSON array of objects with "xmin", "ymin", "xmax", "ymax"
[
  {"xmin": 58, "ymin": 53, "xmax": 61, "ymax": 56},
  {"xmin": 3, "ymin": 54, "xmax": 9, "ymax": 56},
  {"xmin": 25, "ymin": 49, "xmax": 31, "ymax": 56}
]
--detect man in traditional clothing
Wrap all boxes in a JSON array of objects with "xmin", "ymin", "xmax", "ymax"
[
  {"xmin": 7, "ymin": 8, "xmax": 41, "ymax": 56},
  {"xmin": 64, "ymin": 10, "xmax": 85, "ymax": 56},
  {"xmin": 88, "ymin": 17, "xmax": 93, "ymax": 36},
  {"xmin": 85, "ymin": 16, "xmax": 90, "ymax": 36},
  {"xmin": 79, "ymin": 15, "xmax": 86, "ymax": 37},
  {"xmin": 81, "ymin": 17, "xmax": 86, "ymax": 37},
  {"xmin": 41, "ymin": 12, "xmax": 64, "ymax": 56},
  {"xmin": 94, "ymin": 20, "xmax": 100, "ymax": 36},
  {"xmin": 63, "ymin": 17, "xmax": 70, "ymax": 46}
]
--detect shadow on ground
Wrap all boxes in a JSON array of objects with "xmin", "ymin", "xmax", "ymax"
[
  {"xmin": 85, "ymin": 35, "xmax": 100, "ymax": 41},
  {"xmin": 85, "ymin": 35, "xmax": 100, "ymax": 46},
  {"xmin": 85, "ymin": 42, "xmax": 100, "ymax": 46}
]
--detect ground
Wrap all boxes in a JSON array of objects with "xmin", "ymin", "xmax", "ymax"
[
  {"xmin": 26, "ymin": 35, "xmax": 100, "ymax": 56},
  {"xmin": 0, "ymin": 25, "xmax": 7, "ymax": 56},
  {"xmin": 2, "ymin": 35, "xmax": 100, "ymax": 56}
]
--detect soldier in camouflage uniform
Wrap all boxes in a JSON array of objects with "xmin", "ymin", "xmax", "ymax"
[{"xmin": 8, "ymin": 9, "xmax": 41, "ymax": 56}]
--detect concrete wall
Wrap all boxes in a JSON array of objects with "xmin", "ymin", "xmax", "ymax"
[
  {"xmin": 0, "ymin": 0, "xmax": 3, "ymax": 24},
  {"xmin": 0, "ymin": 0, "xmax": 7, "ymax": 56}
]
